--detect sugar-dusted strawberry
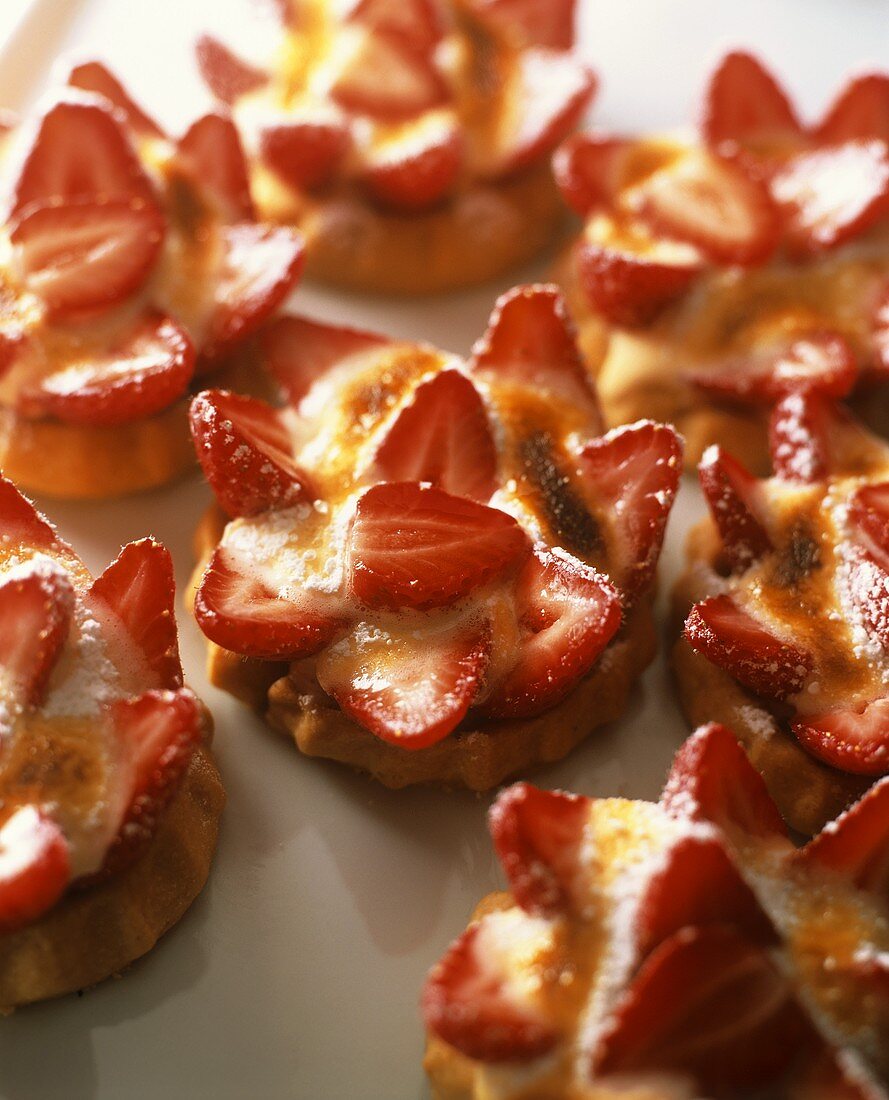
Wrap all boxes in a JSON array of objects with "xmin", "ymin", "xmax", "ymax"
[
  {"xmin": 372, "ymin": 369, "xmax": 497, "ymax": 502},
  {"xmin": 769, "ymin": 391, "xmax": 831, "ymax": 483},
  {"xmin": 0, "ymin": 476, "xmax": 62, "ymax": 551},
  {"xmin": 10, "ymin": 197, "xmax": 165, "ymax": 319},
  {"xmin": 816, "ymin": 73, "xmax": 889, "ymax": 145},
  {"xmin": 463, "ymin": 0, "xmax": 576, "ymax": 49},
  {"xmin": 344, "ymin": 0, "xmax": 443, "ymax": 51},
  {"xmin": 0, "ymin": 560, "xmax": 74, "ymax": 709},
  {"xmin": 685, "ymin": 594, "xmax": 813, "ymax": 701},
  {"xmin": 577, "ymin": 420, "xmax": 682, "ymax": 599},
  {"xmin": 698, "ymin": 445, "xmax": 772, "ymax": 571},
  {"xmin": 0, "ymin": 806, "xmax": 70, "ymax": 933},
  {"xmin": 849, "ymin": 482, "xmax": 889, "ymax": 571},
  {"xmin": 845, "ymin": 544, "xmax": 889, "ymax": 651},
  {"xmin": 360, "ymin": 113, "xmax": 463, "ymax": 210},
  {"xmin": 316, "ymin": 616, "xmax": 490, "ymax": 749},
  {"xmin": 489, "ymin": 783, "xmax": 590, "ymax": 917},
  {"xmin": 89, "ymin": 539, "xmax": 183, "ymax": 690},
  {"xmin": 632, "ymin": 148, "xmax": 780, "ymax": 266},
  {"xmin": 700, "ymin": 50, "xmax": 803, "ymax": 149},
  {"xmin": 177, "ymin": 111, "xmax": 254, "ymax": 222},
  {"xmin": 261, "ymin": 314, "xmax": 389, "ymax": 406},
  {"xmin": 594, "ymin": 925, "xmax": 808, "ymax": 1090},
  {"xmin": 422, "ymin": 916, "xmax": 559, "ymax": 1063},
  {"xmin": 771, "ymin": 141, "xmax": 889, "ymax": 256},
  {"xmin": 482, "ymin": 547, "xmax": 621, "ymax": 718},
  {"xmin": 259, "ymin": 113, "xmax": 351, "ymax": 192},
  {"xmin": 67, "ymin": 61, "xmax": 163, "ymax": 137},
  {"xmin": 194, "ymin": 545, "xmax": 346, "ymax": 660},
  {"xmin": 21, "ymin": 312, "xmax": 194, "ymax": 427},
  {"xmin": 873, "ymin": 281, "xmax": 889, "ymax": 376},
  {"xmin": 798, "ymin": 778, "xmax": 889, "ymax": 893},
  {"xmin": 792, "ymin": 698, "xmax": 889, "ymax": 776},
  {"xmin": 349, "ymin": 482, "xmax": 528, "ymax": 611},
  {"xmin": 195, "ymin": 34, "xmax": 267, "ymax": 105},
  {"xmin": 553, "ymin": 131, "xmax": 633, "ymax": 218}
]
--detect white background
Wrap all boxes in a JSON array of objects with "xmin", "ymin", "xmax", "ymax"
[{"xmin": 0, "ymin": 2, "xmax": 886, "ymax": 1097}]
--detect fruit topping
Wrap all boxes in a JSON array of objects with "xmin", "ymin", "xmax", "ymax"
[{"xmin": 698, "ymin": 445, "xmax": 772, "ymax": 570}]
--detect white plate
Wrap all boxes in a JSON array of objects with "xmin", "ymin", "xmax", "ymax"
[{"xmin": 0, "ymin": 3, "xmax": 884, "ymax": 1098}]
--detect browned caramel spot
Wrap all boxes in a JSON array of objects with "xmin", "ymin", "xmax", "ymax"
[{"xmin": 517, "ymin": 431, "xmax": 601, "ymax": 558}]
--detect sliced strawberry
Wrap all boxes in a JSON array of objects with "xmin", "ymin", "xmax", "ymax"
[
  {"xmin": 201, "ymin": 222, "xmax": 305, "ymax": 360},
  {"xmin": 11, "ymin": 94, "xmax": 157, "ymax": 217},
  {"xmin": 577, "ymin": 421, "xmax": 682, "ymax": 599},
  {"xmin": 816, "ymin": 73, "xmax": 889, "ymax": 145},
  {"xmin": 329, "ymin": 28, "xmax": 449, "ymax": 122},
  {"xmin": 422, "ymin": 917, "xmax": 559, "ymax": 1063},
  {"xmin": 89, "ymin": 539, "xmax": 182, "ymax": 690},
  {"xmin": 489, "ymin": 783, "xmax": 589, "ymax": 917},
  {"xmin": 687, "ymin": 331, "xmax": 857, "ymax": 404},
  {"xmin": 344, "ymin": 0, "xmax": 443, "ymax": 51},
  {"xmin": 190, "ymin": 389, "xmax": 313, "ymax": 518},
  {"xmin": 850, "ymin": 482, "xmax": 889, "ymax": 571},
  {"xmin": 177, "ymin": 110, "xmax": 253, "ymax": 222},
  {"xmin": 846, "ymin": 545, "xmax": 889, "ymax": 653},
  {"xmin": 873, "ymin": 280, "xmax": 889, "ymax": 376},
  {"xmin": 700, "ymin": 50, "xmax": 802, "ymax": 149},
  {"xmin": 360, "ymin": 113, "xmax": 463, "ymax": 210},
  {"xmin": 484, "ymin": 49, "xmax": 596, "ymax": 178},
  {"xmin": 792, "ymin": 698, "xmax": 889, "ymax": 776},
  {"xmin": 482, "ymin": 547, "xmax": 621, "ymax": 718},
  {"xmin": 0, "ymin": 806, "xmax": 70, "ymax": 933},
  {"xmin": 349, "ymin": 482, "xmax": 528, "ymax": 611},
  {"xmin": 0, "ymin": 476, "xmax": 63, "ymax": 551},
  {"xmin": 798, "ymin": 778, "xmax": 889, "ymax": 893},
  {"xmin": 685, "ymin": 594, "xmax": 812, "ymax": 701},
  {"xmin": 195, "ymin": 34, "xmax": 267, "ymax": 105},
  {"xmin": 662, "ymin": 723, "xmax": 788, "ymax": 841},
  {"xmin": 316, "ymin": 616, "xmax": 490, "ymax": 749},
  {"xmin": 67, "ymin": 61, "xmax": 163, "ymax": 137},
  {"xmin": 552, "ymin": 131, "xmax": 633, "ymax": 218},
  {"xmin": 771, "ymin": 141, "xmax": 889, "ymax": 256},
  {"xmin": 769, "ymin": 391, "xmax": 831, "ymax": 483},
  {"xmin": 463, "ymin": 0, "xmax": 576, "ymax": 49},
  {"xmin": 594, "ymin": 925, "xmax": 807, "ymax": 1090},
  {"xmin": 10, "ymin": 197, "xmax": 165, "ymax": 319},
  {"xmin": 260, "ymin": 314, "xmax": 389, "ymax": 406},
  {"xmin": 633, "ymin": 148, "xmax": 780, "ymax": 265},
  {"xmin": 22, "ymin": 312, "xmax": 194, "ymax": 427},
  {"xmin": 259, "ymin": 114, "xmax": 351, "ymax": 192},
  {"xmin": 0, "ymin": 561, "xmax": 74, "ymax": 709},
  {"xmin": 194, "ymin": 545, "xmax": 345, "ymax": 660},
  {"xmin": 373, "ymin": 369, "xmax": 497, "ymax": 502},
  {"xmin": 698, "ymin": 445, "xmax": 772, "ymax": 571}
]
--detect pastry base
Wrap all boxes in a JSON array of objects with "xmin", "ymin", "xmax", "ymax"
[{"xmin": 0, "ymin": 743, "xmax": 225, "ymax": 1010}]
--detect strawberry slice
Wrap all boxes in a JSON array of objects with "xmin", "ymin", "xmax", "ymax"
[
  {"xmin": 360, "ymin": 113, "xmax": 463, "ymax": 210},
  {"xmin": 260, "ymin": 314, "xmax": 389, "ymax": 406},
  {"xmin": 816, "ymin": 73, "xmax": 889, "ymax": 145},
  {"xmin": 685, "ymin": 594, "xmax": 813, "ymax": 701},
  {"xmin": 89, "ymin": 539, "xmax": 183, "ymax": 691},
  {"xmin": 873, "ymin": 281, "xmax": 889, "ymax": 376},
  {"xmin": 349, "ymin": 482, "xmax": 528, "ymax": 611},
  {"xmin": 770, "ymin": 141, "xmax": 889, "ymax": 256},
  {"xmin": 577, "ymin": 421, "xmax": 682, "ymax": 599},
  {"xmin": 328, "ymin": 28, "xmax": 449, "ymax": 122},
  {"xmin": 0, "ymin": 806, "xmax": 70, "ymax": 933},
  {"xmin": 687, "ymin": 331, "xmax": 857, "ymax": 404},
  {"xmin": 0, "ymin": 476, "xmax": 63, "ymax": 550},
  {"xmin": 195, "ymin": 34, "xmax": 267, "ymax": 105},
  {"xmin": 768, "ymin": 391, "xmax": 831, "ymax": 483},
  {"xmin": 594, "ymin": 925, "xmax": 807, "ymax": 1090},
  {"xmin": 21, "ymin": 312, "xmax": 194, "ymax": 427},
  {"xmin": 344, "ymin": 0, "xmax": 443, "ymax": 51},
  {"xmin": 10, "ymin": 197, "xmax": 165, "ymax": 319},
  {"xmin": 489, "ymin": 783, "xmax": 590, "ymax": 917},
  {"xmin": 700, "ymin": 50, "xmax": 803, "ymax": 149},
  {"xmin": 422, "ymin": 915, "xmax": 559, "ymax": 1063},
  {"xmin": 552, "ymin": 131, "xmax": 633, "ymax": 218},
  {"xmin": 11, "ymin": 94, "xmax": 157, "ymax": 217},
  {"xmin": 845, "ymin": 544, "xmax": 889, "ymax": 651},
  {"xmin": 316, "ymin": 616, "xmax": 490, "ymax": 749},
  {"xmin": 372, "ymin": 369, "xmax": 497, "ymax": 502},
  {"xmin": 177, "ymin": 111, "xmax": 254, "ymax": 222},
  {"xmin": 0, "ymin": 561, "xmax": 74, "ymax": 709},
  {"xmin": 698, "ymin": 445, "xmax": 772, "ymax": 571},
  {"xmin": 482, "ymin": 547, "xmax": 621, "ymax": 719},
  {"xmin": 662, "ymin": 723, "xmax": 788, "ymax": 841},
  {"xmin": 259, "ymin": 114, "xmax": 351, "ymax": 192},
  {"xmin": 792, "ymin": 698, "xmax": 889, "ymax": 776},
  {"xmin": 194, "ymin": 545, "xmax": 346, "ymax": 660},
  {"xmin": 190, "ymin": 389, "xmax": 314, "ymax": 518},
  {"xmin": 201, "ymin": 222, "xmax": 305, "ymax": 360},
  {"xmin": 798, "ymin": 778, "xmax": 889, "ymax": 893},
  {"xmin": 67, "ymin": 61, "xmax": 163, "ymax": 137},
  {"xmin": 632, "ymin": 149, "xmax": 780, "ymax": 266},
  {"xmin": 850, "ymin": 482, "xmax": 889, "ymax": 571},
  {"xmin": 463, "ymin": 0, "xmax": 577, "ymax": 49}
]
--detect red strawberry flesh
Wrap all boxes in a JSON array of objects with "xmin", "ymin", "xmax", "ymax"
[
  {"xmin": 0, "ymin": 806, "xmax": 70, "ymax": 933},
  {"xmin": 0, "ymin": 561, "xmax": 75, "ymax": 709},
  {"xmin": 700, "ymin": 50, "xmax": 802, "ymax": 149},
  {"xmin": 698, "ymin": 445, "xmax": 772, "ymax": 571}
]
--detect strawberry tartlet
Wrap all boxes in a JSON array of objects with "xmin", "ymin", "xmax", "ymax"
[
  {"xmin": 423, "ymin": 723, "xmax": 889, "ymax": 1099},
  {"xmin": 188, "ymin": 284, "xmax": 681, "ymax": 788},
  {"xmin": 196, "ymin": 0, "xmax": 595, "ymax": 294},
  {"xmin": 0, "ymin": 63, "xmax": 304, "ymax": 499},
  {"xmin": 553, "ymin": 51, "xmax": 889, "ymax": 474},
  {"xmin": 0, "ymin": 477, "xmax": 223, "ymax": 1008}
]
